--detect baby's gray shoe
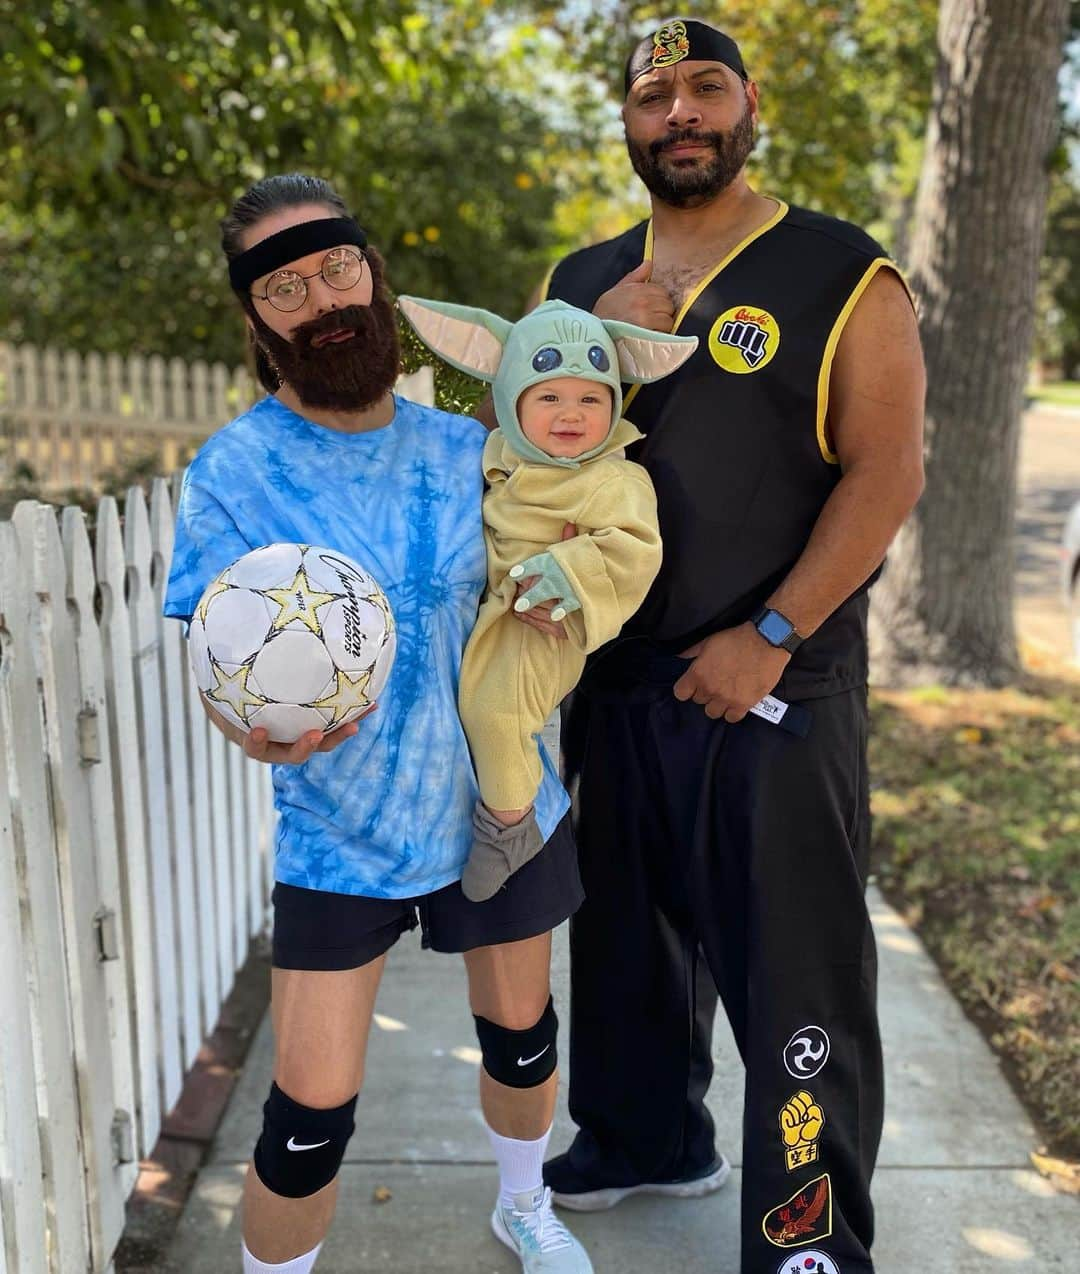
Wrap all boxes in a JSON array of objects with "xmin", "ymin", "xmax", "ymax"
[{"xmin": 462, "ymin": 802, "xmax": 545, "ymax": 902}]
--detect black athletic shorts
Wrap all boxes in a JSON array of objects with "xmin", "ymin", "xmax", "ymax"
[{"xmin": 271, "ymin": 812, "xmax": 582, "ymax": 970}]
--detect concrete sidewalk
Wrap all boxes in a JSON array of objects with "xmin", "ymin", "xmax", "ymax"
[{"xmin": 165, "ymin": 888, "xmax": 1076, "ymax": 1273}]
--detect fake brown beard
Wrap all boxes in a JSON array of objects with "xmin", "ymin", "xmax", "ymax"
[
  {"xmin": 626, "ymin": 102, "xmax": 757, "ymax": 209},
  {"xmin": 250, "ymin": 248, "xmax": 402, "ymax": 413}
]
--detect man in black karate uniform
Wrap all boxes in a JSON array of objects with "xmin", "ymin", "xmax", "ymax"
[{"xmin": 529, "ymin": 20, "xmax": 926, "ymax": 1274}]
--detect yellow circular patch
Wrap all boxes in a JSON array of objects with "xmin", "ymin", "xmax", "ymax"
[{"xmin": 708, "ymin": 305, "xmax": 781, "ymax": 374}]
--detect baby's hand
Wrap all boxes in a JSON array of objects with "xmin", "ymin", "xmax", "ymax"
[
  {"xmin": 511, "ymin": 523, "xmax": 577, "ymax": 638},
  {"xmin": 509, "ymin": 551, "xmax": 581, "ymax": 622}
]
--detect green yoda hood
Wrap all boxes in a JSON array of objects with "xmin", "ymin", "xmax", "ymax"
[{"xmin": 397, "ymin": 296, "xmax": 699, "ymax": 469}]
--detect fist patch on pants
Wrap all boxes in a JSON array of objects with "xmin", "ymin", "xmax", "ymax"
[{"xmin": 779, "ymin": 1090, "xmax": 825, "ymax": 1172}]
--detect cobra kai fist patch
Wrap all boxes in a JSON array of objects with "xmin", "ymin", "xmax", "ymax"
[
  {"xmin": 709, "ymin": 305, "xmax": 781, "ymax": 373},
  {"xmin": 763, "ymin": 1174, "xmax": 833, "ymax": 1248},
  {"xmin": 651, "ymin": 20, "xmax": 691, "ymax": 68}
]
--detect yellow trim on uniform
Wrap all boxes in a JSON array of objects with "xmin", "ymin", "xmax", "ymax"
[
  {"xmin": 815, "ymin": 257, "xmax": 909, "ymax": 465},
  {"xmin": 537, "ymin": 261, "xmax": 557, "ymax": 305},
  {"xmin": 623, "ymin": 198, "xmax": 790, "ymax": 414}
]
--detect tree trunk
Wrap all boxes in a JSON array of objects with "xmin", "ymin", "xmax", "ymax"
[{"xmin": 872, "ymin": 0, "xmax": 1071, "ymax": 687}]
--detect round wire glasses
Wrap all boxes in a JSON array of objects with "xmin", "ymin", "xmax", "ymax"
[{"xmin": 251, "ymin": 247, "xmax": 366, "ymax": 312}]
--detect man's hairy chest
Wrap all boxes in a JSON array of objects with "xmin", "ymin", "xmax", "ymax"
[
  {"xmin": 650, "ymin": 262, "xmax": 711, "ymax": 313},
  {"xmin": 649, "ymin": 217, "xmax": 769, "ymax": 312}
]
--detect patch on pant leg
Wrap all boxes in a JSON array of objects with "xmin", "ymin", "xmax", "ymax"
[
  {"xmin": 776, "ymin": 1252, "xmax": 840, "ymax": 1274},
  {"xmin": 779, "ymin": 1090, "xmax": 825, "ymax": 1172},
  {"xmin": 782, "ymin": 1025, "xmax": 831, "ymax": 1079},
  {"xmin": 762, "ymin": 1173, "xmax": 833, "ymax": 1248}
]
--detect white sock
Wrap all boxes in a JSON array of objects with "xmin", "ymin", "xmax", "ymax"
[
  {"xmin": 486, "ymin": 1122, "xmax": 553, "ymax": 1210},
  {"xmin": 242, "ymin": 1239, "xmax": 322, "ymax": 1273}
]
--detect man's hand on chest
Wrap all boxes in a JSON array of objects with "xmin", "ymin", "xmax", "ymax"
[{"xmin": 593, "ymin": 260, "xmax": 676, "ymax": 332}]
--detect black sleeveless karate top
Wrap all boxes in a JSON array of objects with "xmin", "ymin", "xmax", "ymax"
[{"xmin": 544, "ymin": 200, "xmax": 903, "ymax": 700}]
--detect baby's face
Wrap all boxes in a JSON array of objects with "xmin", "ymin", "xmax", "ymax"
[{"xmin": 517, "ymin": 378, "xmax": 613, "ymax": 460}]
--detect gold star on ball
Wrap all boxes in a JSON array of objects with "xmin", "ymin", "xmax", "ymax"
[
  {"xmin": 206, "ymin": 660, "xmax": 267, "ymax": 723},
  {"xmin": 195, "ymin": 575, "xmax": 231, "ymax": 625},
  {"xmin": 314, "ymin": 667, "xmax": 374, "ymax": 727},
  {"xmin": 264, "ymin": 568, "xmax": 342, "ymax": 636},
  {"xmin": 365, "ymin": 589, "xmax": 395, "ymax": 634}
]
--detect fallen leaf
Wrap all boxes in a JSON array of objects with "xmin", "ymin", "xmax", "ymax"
[
  {"xmin": 1011, "ymin": 1025, "xmax": 1043, "ymax": 1049},
  {"xmin": 1017, "ymin": 892, "xmax": 1062, "ymax": 920},
  {"xmin": 1030, "ymin": 1151, "xmax": 1080, "ymax": 1195}
]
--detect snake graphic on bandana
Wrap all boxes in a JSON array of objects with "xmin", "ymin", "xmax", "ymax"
[{"xmin": 651, "ymin": 20, "xmax": 691, "ymax": 68}]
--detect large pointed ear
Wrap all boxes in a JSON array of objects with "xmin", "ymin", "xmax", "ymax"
[
  {"xmin": 397, "ymin": 296, "xmax": 514, "ymax": 382},
  {"xmin": 601, "ymin": 318, "xmax": 699, "ymax": 384}
]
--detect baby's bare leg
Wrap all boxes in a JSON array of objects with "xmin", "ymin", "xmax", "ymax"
[{"xmin": 486, "ymin": 803, "xmax": 532, "ymax": 827}]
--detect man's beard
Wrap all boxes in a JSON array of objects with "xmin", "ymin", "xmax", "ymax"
[
  {"xmin": 626, "ymin": 103, "xmax": 756, "ymax": 209},
  {"xmin": 250, "ymin": 251, "xmax": 401, "ymax": 412}
]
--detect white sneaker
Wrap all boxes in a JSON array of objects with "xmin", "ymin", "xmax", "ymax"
[{"xmin": 492, "ymin": 1186, "xmax": 595, "ymax": 1273}]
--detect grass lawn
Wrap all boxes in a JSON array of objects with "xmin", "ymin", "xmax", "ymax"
[
  {"xmin": 869, "ymin": 666, "xmax": 1080, "ymax": 1175},
  {"xmin": 1029, "ymin": 380, "xmax": 1080, "ymax": 408}
]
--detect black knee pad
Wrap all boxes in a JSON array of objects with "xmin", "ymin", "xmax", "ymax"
[
  {"xmin": 253, "ymin": 1081, "xmax": 358, "ymax": 1199},
  {"xmin": 474, "ymin": 995, "xmax": 558, "ymax": 1089}
]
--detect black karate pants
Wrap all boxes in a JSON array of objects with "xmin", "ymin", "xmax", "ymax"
[{"xmin": 554, "ymin": 650, "xmax": 882, "ymax": 1274}]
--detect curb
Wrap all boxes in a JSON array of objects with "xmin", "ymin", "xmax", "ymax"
[
  {"xmin": 112, "ymin": 934, "xmax": 273, "ymax": 1273},
  {"xmin": 1025, "ymin": 400, "xmax": 1080, "ymax": 417}
]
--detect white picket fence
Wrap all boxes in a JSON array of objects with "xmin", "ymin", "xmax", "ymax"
[
  {"xmin": 0, "ymin": 343, "xmax": 438, "ymax": 497},
  {"xmin": 0, "ymin": 480, "xmax": 276, "ymax": 1274},
  {"xmin": 0, "ymin": 341, "xmax": 258, "ymax": 493},
  {"xmin": 0, "ymin": 359, "xmax": 439, "ymax": 1273}
]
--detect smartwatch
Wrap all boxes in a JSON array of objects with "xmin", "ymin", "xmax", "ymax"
[{"xmin": 751, "ymin": 606, "xmax": 803, "ymax": 654}]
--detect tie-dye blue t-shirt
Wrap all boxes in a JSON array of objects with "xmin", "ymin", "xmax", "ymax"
[{"xmin": 164, "ymin": 394, "xmax": 569, "ymax": 899}]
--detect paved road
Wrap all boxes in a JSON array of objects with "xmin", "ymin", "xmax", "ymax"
[{"xmin": 1015, "ymin": 405, "xmax": 1079, "ymax": 658}]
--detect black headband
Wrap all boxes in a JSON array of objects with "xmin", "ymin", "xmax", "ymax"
[
  {"xmin": 624, "ymin": 19, "xmax": 747, "ymax": 94},
  {"xmin": 228, "ymin": 216, "xmax": 368, "ymax": 292}
]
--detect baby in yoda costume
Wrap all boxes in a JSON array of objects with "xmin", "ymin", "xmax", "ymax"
[{"xmin": 399, "ymin": 297, "xmax": 697, "ymax": 901}]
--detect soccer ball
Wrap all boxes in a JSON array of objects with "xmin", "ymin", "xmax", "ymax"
[{"xmin": 188, "ymin": 542, "xmax": 396, "ymax": 743}]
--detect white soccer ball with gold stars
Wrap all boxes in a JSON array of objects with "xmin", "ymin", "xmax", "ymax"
[{"xmin": 188, "ymin": 543, "xmax": 396, "ymax": 743}]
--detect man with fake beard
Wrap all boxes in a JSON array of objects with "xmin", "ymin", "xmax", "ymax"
[
  {"xmin": 240, "ymin": 232, "xmax": 402, "ymax": 419},
  {"xmin": 165, "ymin": 175, "xmax": 595, "ymax": 1274},
  {"xmin": 521, "ymin": 19, "xmax": 926, "ymax": 1274}
]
